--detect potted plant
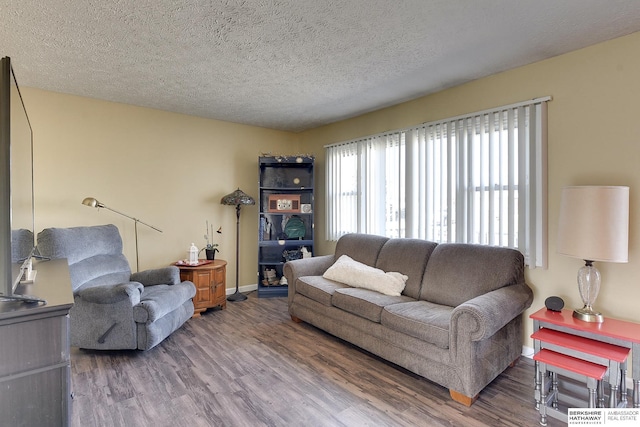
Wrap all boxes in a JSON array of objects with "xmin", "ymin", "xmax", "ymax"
[{"xmin": 201, "ymin": 221, "xmax": 221, "ymax": 260}]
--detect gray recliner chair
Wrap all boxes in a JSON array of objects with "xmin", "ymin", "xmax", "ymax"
[
  {"xmin": 37, "ymin": 224, "xmax": 196, "ymax": 350},
  {"xmin": 11, "ymin": 229, "xmax": 34, "ymax": 263}
]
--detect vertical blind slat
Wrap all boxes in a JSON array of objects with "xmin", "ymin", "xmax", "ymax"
[
  {"xmin": 488, "ymin": 112, "xmax": 495, "ymax": 246},
  {"xmin": 447, "ymin": 122, "xmax": 452, "ymax": 242},
  {"xmin": 517, "ymin": 106, "xmax": 526, "ymax": 256},
  {"xmin": 528, "ymin": 106, "xmax": 537, "ymax": 267},
  {"xmin": 498, "ymin": 110, "xmax": 505, "ymax": 246},
  {"xmin": 507, "ymin": 109, "xmax": 516, "ymax": 248}
]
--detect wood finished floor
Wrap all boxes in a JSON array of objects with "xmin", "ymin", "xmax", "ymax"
[{"xmin": 70, "ymin": 292, "xmax": 561, "ymax": 427}]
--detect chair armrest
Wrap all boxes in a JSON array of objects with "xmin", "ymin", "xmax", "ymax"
[
  {"xmin": 451, "ymin": 283, "xmax": 533, "ymax": 341},
  {"xmin": 76, "ymin": 282, "xmax": 144, "ymax": 304},
  {"xmin": 134, "ymin": 281, "xmax": 196, "ymax": 323},
  {"xmin": 131, "ymin": 266, "xmax": 181, "ymax": 286}
]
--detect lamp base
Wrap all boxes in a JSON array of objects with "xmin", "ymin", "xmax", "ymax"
[
  {"xmin": 227, "ymin": 291, "xmax": 247, "ymax": 302},
  {"xmin": 573, "ymin": 307, "xmax": 604, "ymax": 323}
]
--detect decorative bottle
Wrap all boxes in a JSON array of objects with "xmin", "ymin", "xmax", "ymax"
[
  {"xmin": 188, "ymin": 243, "xmax": 198, "ymax": 265},
  {"xmin": 301, "ymin": 246, "xmax": 311, "ymax": 258}
]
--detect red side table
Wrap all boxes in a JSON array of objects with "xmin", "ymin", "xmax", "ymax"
[{"xmin": 531, "ymin": 308, "xmax": 640, "ymax": 409}]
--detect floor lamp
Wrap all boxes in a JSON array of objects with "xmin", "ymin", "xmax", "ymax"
[
  {"xmin": 82, "ymin": 197, "xmax": 162, "ymax": 272},
  {"xmin": 221, "ymin": 188, "xmax": 255, "ymax": 302}
]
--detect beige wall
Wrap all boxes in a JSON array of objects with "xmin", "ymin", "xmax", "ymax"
[
  {"xmin": 23, "ymin": 30, "xmax": 640, "ymax": 348},
  {"xmin": 300, "ymin": 31, "xmax": 640, "ymax": 348},
  {"xmin": 24, "ymin": 88, "xmax": 299, "ymax": 290}
]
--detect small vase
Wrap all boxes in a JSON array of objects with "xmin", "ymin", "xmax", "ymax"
[{"xmin": 205, "ymin": 249, "xmax": 216, "ymax": 260}]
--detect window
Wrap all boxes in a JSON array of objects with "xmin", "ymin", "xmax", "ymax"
[{"xmin": 326, "ymin": 97, "xmax": 549, "ymax": 268}]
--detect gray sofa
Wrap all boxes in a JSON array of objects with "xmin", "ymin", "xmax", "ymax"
[
  {"xmin": 284, "ymin": 233, "xmax": 533, "ymax": 406},
  {"xmin": 37, "ymin": 224, "xmax": 196, "ymax": 351}
]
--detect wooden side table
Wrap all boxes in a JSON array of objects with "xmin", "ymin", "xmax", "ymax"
[{"xmin": 178, "ymin": 259, "xmax": 227, "ymax": 316}]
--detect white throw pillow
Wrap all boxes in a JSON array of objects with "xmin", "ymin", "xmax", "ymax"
[{"xmin": 323, "ymin": 254, "xmax": 408, "ymax": 296}]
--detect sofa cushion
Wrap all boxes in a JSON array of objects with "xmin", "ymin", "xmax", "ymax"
[
  {"xmin": 296, "ymin": 275, "xmax": 350, "ymax": 307},
  {"xmin": 323, "ymin": 255, "xmax": 408, "ymax": 296},
  {"xmin": 420, "ymin": 243, "xmax": 525, "ymax": 307},
  {"xmin": 381, "ymin": 300, "xmax": 452, "ymax": 349},
  {"xmin": 375, "ymin": 238, "xmax": 438, "ymax": 299},
  {"xmin": 334, "ymin": 233, "xmax": 389, "ymax": 267},
  {"xmin": 332, "ymin": 288, "xmax": 414, "ymax": 323}
]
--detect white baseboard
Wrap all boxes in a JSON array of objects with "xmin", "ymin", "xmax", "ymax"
[{"xmin": 226, "ymin": 283, "xmax": 258, "ymax": 295}]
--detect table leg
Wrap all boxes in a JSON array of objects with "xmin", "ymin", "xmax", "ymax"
[
  {"xmin": 598, "ymin": 380, "xmax": 605, "ymax": 408},
  {"xmin": 539, "ymin": 363, "xmax": 548, "ymax": 427},
  {"xmin": 609, "ymin": 360, "xmax": 620, "ymax": 408},
  {"xmin": 609, "ymin": 384, "xmax": 619, "ymax": 408},
  {"xmin": 534, "ymin": 360, "xmax": 541, "ymax": 410},
  {"xmin": 551, "ymin": 372, "xmax": 559, "ymax": 409},
  {"xmin": 620, "ymin": 362, "xmax": 627, "ymax": 405},
  {"xmin": 589, "ymin": 379, "xmax": 598, "ymax": 408}
]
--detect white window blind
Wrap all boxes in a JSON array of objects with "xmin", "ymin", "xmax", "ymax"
[{"xmin": 326, "ymin": 97, "xmax": 549, "ymax": 268}]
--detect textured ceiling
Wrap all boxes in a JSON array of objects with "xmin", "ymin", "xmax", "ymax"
[{"xmin": 3, "ymin": 0, "xmax": 640, "ymax": 132}]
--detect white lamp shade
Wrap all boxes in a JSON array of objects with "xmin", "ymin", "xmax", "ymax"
[{"xmin": 557, "ymin": 186, "xmax": 629, "ymax": 263}]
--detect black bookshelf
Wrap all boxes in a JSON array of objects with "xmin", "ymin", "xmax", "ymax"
[{"xmin": 257, "ymin": 156, "xmax": 314, "ymax": 298}]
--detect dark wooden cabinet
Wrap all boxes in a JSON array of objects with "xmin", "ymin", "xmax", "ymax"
[
  {"xmin": 0, "ymin": 259, "xmax": 74, "ymax": 426},
  {"xmin": 178, "ymin": 259, "xmax": 227, "ymax": 316},
  {"xmin": 258, "ymin": 155, "xmax": 314, "ymax": 298}
]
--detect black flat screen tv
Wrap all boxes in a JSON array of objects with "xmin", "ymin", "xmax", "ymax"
[{"xmin": 0, "ymin": 56, "xmax": 43, "ymax": 304}]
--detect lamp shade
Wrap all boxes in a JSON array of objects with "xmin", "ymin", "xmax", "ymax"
[
  {"xmin": 82, "ymin": 197, "xmax": 105, "ymax": 208},
  {"xmin": 221, "ymin": 188, "xmax": 255, "ymax": 206},
  {"xmin": 557, "ymin": 186, "xmax": 629, "ymax": 263}
]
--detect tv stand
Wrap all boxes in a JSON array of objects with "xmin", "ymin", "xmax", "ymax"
[{"xmin": 0, "ymin": 259, "xmax": 73, "ymax": 426}]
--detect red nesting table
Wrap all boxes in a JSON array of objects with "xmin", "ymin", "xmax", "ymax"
[{"xmin": 530, "ymin": 308, "xmax": 640, "ymax": 416}]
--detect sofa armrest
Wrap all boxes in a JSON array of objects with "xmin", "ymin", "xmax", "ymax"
[
  {"xmin": 284, "ymin": 255, "xmax": 335, "ymax": 305},
  {"xmin": 451, "ymin": 283, "xmax": 533, "ymax": 342},
  {"xmin": 131, "ymin": 266, "xmax": 181, "ymax": 286},
  {"xmin": 76, "ymin": 282, "xmax": 144, "ymax": 304},
  {"xmin": 284, "ymin": 255, "xmax": 335, "ymax": 280}
]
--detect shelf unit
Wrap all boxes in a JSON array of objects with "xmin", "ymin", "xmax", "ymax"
[{"xmin": 258, "ymin": 155, "xmax": 314, "ymax": 298}]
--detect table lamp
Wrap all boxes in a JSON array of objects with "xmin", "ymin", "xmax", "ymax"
[{"xmin": 556, "ymin": 186, "xmax": 629, "ymax": 322}]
